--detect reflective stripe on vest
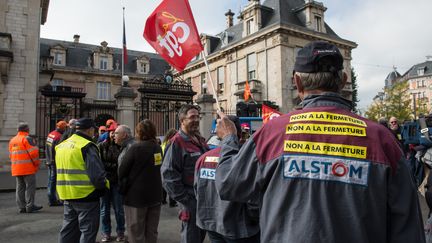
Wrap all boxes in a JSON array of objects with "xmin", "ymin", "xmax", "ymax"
[
  {"xmin": 55, "ymin": 134, "xmax": 96, "ymax": 200},
  {"xmin": 11, "ymin": 159, "xmax": 34, "ymax": 165}
]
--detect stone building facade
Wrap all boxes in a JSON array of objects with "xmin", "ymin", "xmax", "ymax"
[
  {"xmin": 37, "ymin": 36, "xmax": 171, "ymax": 146},
  {"xmin": 39, "ymin": 36, "xmax": 169, "ymax": 105},
  {"xmin": 178, "ymin": 0, "xmax": 357, "ymax": 113},
  {"xmin": 403, "ymin": 59, "xmax": 432, "ymax": 113},
  {"xmin": 0, "ymin": 0, "xmax": 49, "ymax": 167}
]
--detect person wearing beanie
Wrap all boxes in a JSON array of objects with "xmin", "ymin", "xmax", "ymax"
[
  {"xmin": 45, "ymin": 120, "xmax": 68, "ymax": 206},
  {"xmin": 98, "ymin": 122, "xmax": 125, "ymax": 242},
  {"xmin": 98, "ymin": 119, "xmax": 117, "ymax": 143}
]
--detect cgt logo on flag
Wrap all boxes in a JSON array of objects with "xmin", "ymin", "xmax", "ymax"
[
  {"xmin": 262, "ymin": 104, "xmax": 283, "ymax": 124},
  {"xmin": 143, "ymin": 0, "xmax": 203, "ymax": 72}
]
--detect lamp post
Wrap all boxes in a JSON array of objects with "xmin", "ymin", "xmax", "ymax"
[
  {"xmin": 121, "ymin": 75, "xmax": 129, "ymax": 87},
  {"xmin": 412, "ymin": 93, "xmax": 417, "ymax": 120},
  {"xmin": 377, "ymin": 91, "xmax": 385, "ymax": 118}
]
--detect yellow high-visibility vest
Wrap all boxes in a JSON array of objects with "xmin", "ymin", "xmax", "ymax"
[{"xmin": 55, "ymin": 134, "xmax": 97, "ymax": 200}]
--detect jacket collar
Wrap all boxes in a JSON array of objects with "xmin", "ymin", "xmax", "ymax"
[
  {"xmin": 121, "ymin": 137, "xmax": 135, "ymax": 150},
  {"xmin": 17, "ymin": 131, "xmax": 29, "ymax": 136},
  {"xmin": 179, "ymin": 129, "xmax": 207, "ymax": 148},
  {"xmin": 301, "ymin": 92, "xmax": 352, "ymax": 110},
  {"xmin": 75, "ymin": 131, "xmax": 94, "ymax": 142}
]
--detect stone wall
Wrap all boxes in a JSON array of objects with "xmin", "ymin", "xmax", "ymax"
[{"xmin": 0, "ymin": 0, "xmax": 44, "ymax": 167}]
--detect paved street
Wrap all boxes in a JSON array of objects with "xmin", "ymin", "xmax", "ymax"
[
  {"xmin": 0, "ymin": 187, "xmax": 211, "ymax": 243},
  {"xmin": 0, "ymin": 169, "xmax": 209, "ymax": 243},
  {"xmin": 0, "ymin": 169, "xmax": 429, "ymax": 242}
]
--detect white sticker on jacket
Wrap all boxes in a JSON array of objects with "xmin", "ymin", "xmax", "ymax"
[
  {"xmin": 204, "ymin": 156, "xmax": 219, "ymax": 163},
  {"xmin": 283, "ymin": 155, "xmax": 370, "ymax": 186},
  {"xmin": 190, "ymin": 152, "xmax": 201, "ymax": 157},
  {"xmin": 200, "ymin": 168, "xmax": 216, "ymax": 180}
]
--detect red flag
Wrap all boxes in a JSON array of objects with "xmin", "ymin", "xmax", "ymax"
[
  {"xmin": 143, "ymin": 0, "xmax": 203, "ymax": 72},
  {"xmin": 244, "ymin": 80, "xmax": 251, "ymax": 102},
  {"xmin": 262, "ymin": 104, "xmax": 282, "ymax": 124},
  {"xmin": 123, "ymin": 9, "xmax": 128, "ymax": 64}
]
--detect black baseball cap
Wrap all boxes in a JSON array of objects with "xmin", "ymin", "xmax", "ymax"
[
  {"xmin": 294, "ymin": 41, "xmax": 343, "ymax": 73},
  {"xmin": 76, "ymin": 118, "xmax": 97, "ymax": 130}
]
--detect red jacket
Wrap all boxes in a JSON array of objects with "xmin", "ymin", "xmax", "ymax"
[{"xmin": 45, "ymin": 129, "xmax": 62, "ymax": 165}]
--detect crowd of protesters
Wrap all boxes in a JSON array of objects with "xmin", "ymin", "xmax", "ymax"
[{"xmin": 8, "ymin": 40, "xmax": 428, "ymax": 243}]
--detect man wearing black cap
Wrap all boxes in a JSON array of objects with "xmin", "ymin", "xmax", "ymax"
[
  {"xmin": 55, "ymin": 117, "xmax": 109, "ymax": 243},
  {"xmin": 215, "ymin": 41, "xmax": 425, "ymax": 242}
]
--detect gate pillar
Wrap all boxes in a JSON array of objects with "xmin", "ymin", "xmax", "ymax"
[
  {"xmin": 115, "ymin": 86, "xmax": 137, "ymax": 133},
  {"xmin": 196, "ymin": 94, "xmax": 216, "ymax": 140}
]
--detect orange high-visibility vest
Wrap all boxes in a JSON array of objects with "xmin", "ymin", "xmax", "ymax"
[{"xmin": 9, "ymin": 131, "xmax": 40, "ymax": 176}]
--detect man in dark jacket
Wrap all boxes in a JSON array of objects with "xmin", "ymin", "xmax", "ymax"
[
  {"xmin": 215, "ymin": 41, "xmax": 425, "ymax": 243},
  {"xmin": 195, "ymin": 116, "xmax": 260, "ymax": 242},
  {"xmin": 161, "ymin": 104, "xmax": 209, "ymax": 243},
  {"xmin": 56, "ymin": 117, "xmax": 109, "ymax": 243},
  {"xmin": 45, "ymin": 120, "xmax": 67, "ymax": 206},
  {"xmin": 114, "ymin": 125, "xmax": 135, "ymax": 166},
  {"xmin": 98, "ymin": 123, "xmax": 125, "ymax": 242}
]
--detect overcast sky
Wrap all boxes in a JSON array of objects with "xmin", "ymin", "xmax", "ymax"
[{"xmin": 40, "ymin": 0, "xmax": 432, "ymax": 112}]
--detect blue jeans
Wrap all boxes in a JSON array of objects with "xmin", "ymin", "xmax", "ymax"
[
  {"xmin": 59, "ymin": 201, "xmax": 100, "ymax": 243},
  {"xmin": 207, "ymin": 231, "xmax": 260, "ymax": 243},
  {"xmin": 47, "ymin": 164, "xmax": 58, "ymax": 204},
  {"xmin": 100, "ymin": 183, "xmax": 125, "ymax": 234}
]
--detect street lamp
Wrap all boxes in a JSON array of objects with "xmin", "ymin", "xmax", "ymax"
[
  {"xmin": 412, "ymin": 93, "xmax": 417, "ymax": 120},
  {"xmin": 373, "ymin": 91, "xmax": 385, "ymax": 118},
  {"xmin": 122, "ymin": 75, "xmax": 129, "ymax": 87}
]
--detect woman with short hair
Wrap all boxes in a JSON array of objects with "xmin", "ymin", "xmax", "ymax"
[{"xmin": 118, "ymin": 119, "xmax": 163, "ymax": 243}]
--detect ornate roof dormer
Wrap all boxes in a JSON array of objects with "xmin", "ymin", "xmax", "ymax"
[
  {"xmin": 239, "ymin": 0, "xmax": 272, "ymax": 37},
  {"xmin": 294, "ymin": 0, "xmax": 327, "ymax": 33},
  {"xmin": 93, "ymin": 41, "xmax": 114, "ymax": 70}
]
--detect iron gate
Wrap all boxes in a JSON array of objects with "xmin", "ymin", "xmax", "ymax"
[
  {"xmin": 36, "ymin": 86, "xmax": 86, "ymax": 155},
  {"xmin": 137, "ymin": 75, "xmax": 196, "ymax": 136}
]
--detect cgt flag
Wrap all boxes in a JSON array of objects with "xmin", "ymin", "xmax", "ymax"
[
  {"xmin": 143, "ymin": 0, "xmax": 203, "ymax": 72},
  {"xmin": 262, "ymin": 104, "xmax": 283, "ymax": 124}
]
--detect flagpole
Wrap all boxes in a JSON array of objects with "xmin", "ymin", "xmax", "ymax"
[
  {"xmin": 122, "ymin": 7, "xmax": 125, "ymax": 79},
  {"xmin": 202, "ymin": 52, "xmax": 221, "ymax": 112}
]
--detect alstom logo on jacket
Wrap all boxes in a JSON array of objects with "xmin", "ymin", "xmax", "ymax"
[{"xmin": 283, "ymin": 155, "xmax": 369, "ymax": 186}]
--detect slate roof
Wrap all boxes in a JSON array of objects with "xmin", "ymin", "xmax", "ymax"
[
  {"xmin": 202, "ymin": 0, "xmax": 345, "ymax": 57},
  {"xmin": 39, "ymin": 38, "xmax": 170, "ymax": 75},
  {"xmin": 403, "ymin": 61, "xmax": 432, "ymax": 79},
  {"xmin": 385, "ymin": 70, "xmax": 401, "ymax": 87}
]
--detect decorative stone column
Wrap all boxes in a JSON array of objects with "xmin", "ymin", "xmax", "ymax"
[
  {"xmin": 114, "ymin": 86, "xmax": 137, "ymax": 134},
  {"xmin": 195, "ymin": 94, "xmax": 216, "ymax": 140}
]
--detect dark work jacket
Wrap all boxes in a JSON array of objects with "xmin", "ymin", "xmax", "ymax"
[
  {"xmin": 195, "ymin": 147, "xmax": 259, "ymax": 238},
  {"xmin": 118, "ymin": 140, "xmax": 163, "ymax": 207},
  {"xmin": 216, "ymin": 92, "xmax": 425, "ymax": 243},
  {"xmin": 161, "ymin": 130, "xmax": 209, "ymax": 211},
  {"xmin": 98, "ymin": 138, "xmax": 121, "ymax": 184}
]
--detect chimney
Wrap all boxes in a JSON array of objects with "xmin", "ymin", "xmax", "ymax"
[
  {"xmin": 73, "ymin": 34, "xmax": 80, "ymax": 43},
  {"xmin": 225, "ymin": 9, "xmax": 234, "ymax": 28}
]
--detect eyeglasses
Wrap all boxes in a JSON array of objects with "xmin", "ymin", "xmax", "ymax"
[
  {"xmin": 390, "ymin": 121, "xmax": 397, "ymax": 124},
  {"xmin": 100, "ymin": 130, "xmax": 106, "ymax": 133}
]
